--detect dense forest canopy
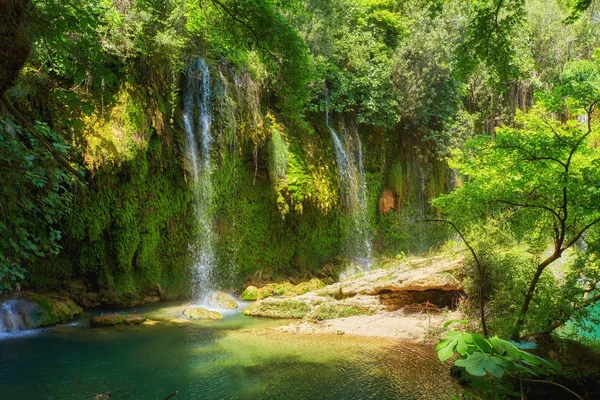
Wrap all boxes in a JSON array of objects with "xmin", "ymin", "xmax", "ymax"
[{"xmin": 1, "ymin": 0, "xmax": 600, "ymax": 344}]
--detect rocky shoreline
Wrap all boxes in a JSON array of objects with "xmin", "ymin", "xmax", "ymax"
[{"xmin": 242, "ymin": 256, "xmax": 465, "ymax": 341}]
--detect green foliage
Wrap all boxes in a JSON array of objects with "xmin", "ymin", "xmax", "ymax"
[
  {"xmin": 187, "ymin": 0, "xmax": 313, "ymax": 119},
  {"xmin": 8, "ymin": 0, "xmax": 600, "ymax": 316},
  {"xmin": 455, "ymin": 0, "xmax": 527, "ymax": 84},
  {"xmin": 437, "ymin": 328, "xmax": 561, "ymax": 398},
  {"xmin": 0, "ymin": 118, "xmax": 74, "ymax": 291},
  {"xmin": 433, "ymin": 61, "xmax": 600, "ymax": 336}
]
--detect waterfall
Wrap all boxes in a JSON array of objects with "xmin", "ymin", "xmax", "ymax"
[
  {"xmin": 184, "ymin": 58, "xmax": 217, "ymax": 303},
  {"xmin": 326, "ymin": 114, "xmax": 372, "ymax": 276},
  {"xmin": 0, "ymin": 300, "xmax": 28, "ymax": 333},
  {"xmin": 354, "ymin": 126, "xmax": 372, "ymax": 264}
]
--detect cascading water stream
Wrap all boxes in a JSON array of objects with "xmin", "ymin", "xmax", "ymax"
[
  {"xmin": 183, "ymin": 58, "xmax": 217, "ymax": 303},
  {"xmin": 326, "ymin": 114, "xmax": 356, "ymax": 209},
  {"xmin": 0, "ymin": 300, "xmax": 27, "ymax": 333},
  {"xmin": 354, "ymin": 126, "xmax": 373, "ymax": 265},
  {"xmin": 326, "ymin": 113, "xmax": 372, "ymax": 276}
]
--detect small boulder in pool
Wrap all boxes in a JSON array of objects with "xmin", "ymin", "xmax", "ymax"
[
  {"xmin": 89, "ymin": 314, "xmax": 147, "ymax": 327},
  {"xmin": 241, "ymin": 286, "xmax": 259, "ymax": 301},
  {"xmin": 209, "ymin": 292, "xmax": 238, "ymax": 309},
  {"xmin": 183, "ymin": 307, "xmax": 223, "ymax": 320}
]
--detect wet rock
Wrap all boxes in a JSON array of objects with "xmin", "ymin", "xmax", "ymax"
[
  {"xmin": 89, "ymin": 314, "xmax": 147, "ymax": 327},
  {"xmin": 183, "ymin": 307, "xmax": 223, "ymax": 320},
  {"xmin": 0, "ymin": 292, "xmax": 82, "ymax": 331},
  {"xmin": 209, "ymin": 292, "xmax": 238, "ymax": 309}
]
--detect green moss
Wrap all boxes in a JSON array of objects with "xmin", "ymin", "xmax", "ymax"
[
  {"xmin": 388, "ymin": 162, "xmax": 404, "ymax": 196},
  {"xmin": 253, "ymin": 279, "xmax": 326, "ymax": 300},
  {"xmin": 311, "ymin": 304, "xmax": 374, "ymax": 320},
  {"xmin": 241, "ymin": 286, "xmax": 259, "ymax": 301},
  {"xmin": 27, "ymin": 293, "xmax": 83, "ymax": 326},
  {"xmin": 244, "ymin": 298, "xmax": 312, "ymax": 318},
  {"xmin": 293, "ymin": 278, "xmax": 326, "ymax": 295}
]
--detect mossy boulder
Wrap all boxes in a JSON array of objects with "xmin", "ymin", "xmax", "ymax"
[
  {"xmin": 26, "ymin": 293, "xmax": 83, "ymax": 326},
  {"xmin": 0, "ymin": 292, "xmax": 82, "ymax": 331},
  {"xmin": 89, "ymin": 314, "xmax": 147, "ymax": 327},
  {"xmin": 241, "ymin": 286, "xmax": 259, "ymax": 301},
  {"xmin": 244, "ymin": 298, "xmax": 312, "ymax": 318},
  {"xmin": 183, "ymin": 307, "xmax": 223, "ymax": 320},
  {"xmin": 209, "ymin": 292, "xmax": 238, "ymax": 309}
]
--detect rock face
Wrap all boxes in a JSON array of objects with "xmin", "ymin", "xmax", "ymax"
[
  {"xmin": 183, "ymin": 307, "xmax": 223, "ymax": 320},
  {"xmin": 319, "ymin": 257, "xmax": 463, "ymax": 310},
  {"xmin": 89, "ymin": 314, "xmax": 147, "ymax": 328},
  {"xmin": 0, "ymin": 292, "xmax": 82, "ymax": 331},
  {"xmin": 244, "ymin": 257, "xmax": 463, "ymax": 320},
  {"xmin": 61, "ymin": 280, "xmax": 165, "ymax": 309}
]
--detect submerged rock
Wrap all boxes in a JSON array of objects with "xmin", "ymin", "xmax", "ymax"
[
  {"xmin": 183, "ymin": 307, "xmax": 223, "ymax": 320},
  {"xmin": 209, "ymin": 292, "xmax": 238, "ymax": 309},
  {"xmin": 89, "ymin": 314, "xmax": 147, "ymax": 327},
  {"xmin": 0, "ymin": 292, "xmax": 82, "ymax": 332}
]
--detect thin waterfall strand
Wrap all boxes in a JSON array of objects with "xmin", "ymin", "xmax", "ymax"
[
  {"xmin": 326, "ymin": 113, "xmax": 372, "ymax": 275},
  {"xmin": 184, "ymin": 58, "xmax": 217, "ymax": 303}
]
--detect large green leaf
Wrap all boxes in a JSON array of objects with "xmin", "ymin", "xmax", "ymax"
[{"xmin": 454, "ymin": 352, "xmax": 506, "ymax": 378}]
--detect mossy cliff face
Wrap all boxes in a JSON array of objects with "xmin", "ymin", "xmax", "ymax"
[{"xmin": 22, "ymin": 60, "xmax": 451, "ymax": 305}]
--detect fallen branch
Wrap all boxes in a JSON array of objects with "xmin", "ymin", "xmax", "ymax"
[{"xmin": 162, "ymin": 391, "xmax": 179, "ymax": 400}]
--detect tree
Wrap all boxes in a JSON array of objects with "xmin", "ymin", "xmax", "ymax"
[{"xmin": 433, "ymin": 57, "xmax": 600, "ymax": 338}]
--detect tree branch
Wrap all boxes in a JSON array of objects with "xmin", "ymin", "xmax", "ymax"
[
  {"xmin": 495, "ymin": 199, "xmax": 561, "ymax": 221},
  {"xmin": 562, "ymin": 215, "xmax": 600, "ymax": 251},
  {"xmin": 422, "ymin": 218, "xmax": 488, "ymax": 336},
  {"xmin": 208, "ymin": 0, "xmax": 282, "ymax": 67},
  {"xmin": 513, "ymin": 376, "xmax": 583, "ymax": 400}
]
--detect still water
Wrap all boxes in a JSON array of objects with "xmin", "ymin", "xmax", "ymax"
[{"xmin": 0, "ymin": 302, "xmax": 460, "ymax": 399}]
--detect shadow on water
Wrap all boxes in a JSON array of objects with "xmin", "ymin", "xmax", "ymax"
[{"xmin": 0, "ymin": 302, "xmax": 460, "ymax": 399}]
